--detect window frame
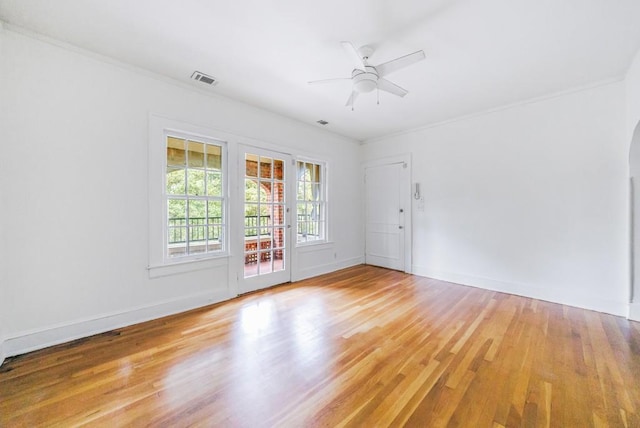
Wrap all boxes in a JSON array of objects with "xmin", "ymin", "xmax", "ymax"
[
  {"xmin": 162, "ymin": 129, "xmax": 229, "ymax": 264},
  {"xmin": 295, "ymin": 158, "xmax": 328, "ymax": 246}
]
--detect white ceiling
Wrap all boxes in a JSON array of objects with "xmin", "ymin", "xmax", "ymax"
[{"xmin": 2, "ymin": 0, "xmax": 640, "ymax": 141}]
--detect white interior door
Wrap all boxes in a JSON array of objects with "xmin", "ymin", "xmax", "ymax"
[
  {"xmin": 365, "ymin": 162, "xmax": 407, "ymax": 271},
  {"xmin": 239, "ymin": 147, "xmax": 292, "ymax": 293}
]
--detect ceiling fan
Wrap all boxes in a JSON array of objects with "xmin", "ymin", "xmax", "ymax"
[{"xmin": 309, "ymin": 41, "xmax": 426, "ymax": 109}]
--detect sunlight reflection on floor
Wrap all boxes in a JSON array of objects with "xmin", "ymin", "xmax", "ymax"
[{"xmin": 240, "ymin": 300, "xmax": 274, "ymax": 335}]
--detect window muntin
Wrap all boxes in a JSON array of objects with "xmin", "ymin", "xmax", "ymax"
[
  {"xmin": 296, "ymin": 160, "xmax": 326, "ymax": 244},
  {"xmin": 166, "ymin": 135, "xmax": 225, "ymax": 259}
]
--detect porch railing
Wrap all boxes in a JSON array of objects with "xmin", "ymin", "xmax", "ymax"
[
  {"xmin": 168, "ymin": 216, "xmax": 270, "ymax": 244},
  {"xmin": 297, "ymin": 214, "xmax": 319, "ymax": 238},
  {"xmin": 168, "ymin": 214, "xmax": 320, "ymax": 244}
]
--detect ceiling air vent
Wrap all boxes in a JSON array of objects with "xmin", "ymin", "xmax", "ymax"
[{"xmin": 191, "ymin": 71, "xmax": 217, "ymax": 86}]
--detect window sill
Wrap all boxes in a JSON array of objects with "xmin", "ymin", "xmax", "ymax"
[
  {"xmin": 296, "ymin": 241, "xmax": 334, "ymax": 253},
  {"xmin": 148, "ymin": 255, "xmax": 229, "ymax": 278}
]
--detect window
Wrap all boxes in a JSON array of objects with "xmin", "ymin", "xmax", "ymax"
[
  {"xmin": 296, "ymin": 160, "xmax": 326, "ymax": 244},
  {"xmin": 165, "ymin": 134, "xmax": 225, "ymax": 259}
]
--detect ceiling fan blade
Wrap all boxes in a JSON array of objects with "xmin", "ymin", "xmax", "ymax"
[
  {"xmin": 308, "ymin": 78, "xmax": 351, "ymax": 85},
  {"xmin": 377, "ymin": 78, "xmax": 408, "ymax": 97},
  {"xmin": 341, "ymin": 41, "xmax": 366, "ymax": 70},
  {"xmin": 345, "ymin": 91, "xmax": 359, "ymax": 107},
  {"xmin": 376, "ymin": 50, "xmax": 425, "ymax": 77}
]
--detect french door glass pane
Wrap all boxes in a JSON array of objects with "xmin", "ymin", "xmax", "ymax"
[
  {"xmin": 260, "ymin": 182, "xmax": 272, "ymax": 202},
  {"xmin": 273, "ymin": 227, "xmax": 285, "ymax": 249},
  {"xmin": 260, "ymin": 157, "xmax": 273, "ymax": 179},
  {"xmin": 261, "ymin": 255, "xmax": 273, "ymax": 274},
  {"xmin": 246, "ymin": 154, "xmax": 258, "ymax": 177},
  {"xmin": 244, "ymin": 152, "xmax": 286, "ymax": 278},
  {"xmin": 274, "ymin": 250, "xmax": 284, "ymax": 272},
  {"xmin": 274, "ymin": 159, "xmax": 284, "ymax": 180},
  {"xmin": 245, "ymin": 258, "xmax": 258, "ymax": 276},
  {"xmin": 274, "ymin": 205, "xmax": 284, "ymax": 226},
  {"xmin": 273, "ymin": 182, "xmax": 284, "ymax": 202}
]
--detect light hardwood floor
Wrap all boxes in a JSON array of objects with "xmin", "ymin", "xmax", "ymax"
[{"xmin": 1, "ymin": 265, "xmax": 639, "ymax": 427}]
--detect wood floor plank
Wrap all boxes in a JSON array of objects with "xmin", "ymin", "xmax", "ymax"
[{"xmin": 1, "ymin": 265, "xmax": 639, "ymax": 427}]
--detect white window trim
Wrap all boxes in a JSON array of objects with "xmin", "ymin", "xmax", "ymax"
[
  {"xmin": 295, "ymin": 157, "xmax": 328, "ymax": 247},
  {"xmin": 148, "ymin": 115, "xmax": 230, "ymax": 276}
]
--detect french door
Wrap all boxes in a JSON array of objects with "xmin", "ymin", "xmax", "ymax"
[{"xmin": 238, "ymin": 147, "xmax": 292, "ymax": 293}]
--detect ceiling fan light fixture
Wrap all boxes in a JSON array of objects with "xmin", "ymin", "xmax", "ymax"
[
  {"xmin": 355, "ymin": 80, "xmax": 376, "ymax": 93},
  {"xmin": 353, "ymin": 70, "xmax": 378, "ymax": 93}
]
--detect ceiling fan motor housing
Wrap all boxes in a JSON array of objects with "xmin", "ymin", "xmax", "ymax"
[
  {"xmin": 358, "ymin": 45, "xmax": 375, "ymax": 61},
  {"xmin": 352, "ymin": 66, "xmax": 378, "ymax": 93}
]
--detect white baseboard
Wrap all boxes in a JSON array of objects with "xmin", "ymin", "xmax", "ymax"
[
  {"xmin": 1, "ymin": 259, "xmax": 367, "ymax": 365},
  {"xmin": 0, "ymin": 338, "xmax": 6, "ymax": 367},
  {"xmin": 629, "ymin": 303, "xmax": 640, "ymax": 321},
  {"xmin": 412, "ymin": 265, "xmax": 627, "ymax": 317},
  {"xmin": 293, "ymin": 256, "xmax": 364, "ymax": 282},
  {"xmin": 3, "ymin": 289, "xmax": 231, "ymax": 360}
]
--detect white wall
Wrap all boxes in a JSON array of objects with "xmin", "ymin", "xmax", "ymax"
[
  {"xmin": 362, "ymin": 82, "xmax": 629, "ymax": 316},
  {"xmin": 626, "ymin": 49, "xmax": 640, "ymax": 320},
  {"xmin": 0, "ymin": 27, "xmax": 363, "ymax": 358},
  {"xmin": 627, "ymin": 50, "xmax": 640, "ymax": 139},
  {"xmin": 0, "ymin": 22, "xmax": 7, "ymax": 366}
]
